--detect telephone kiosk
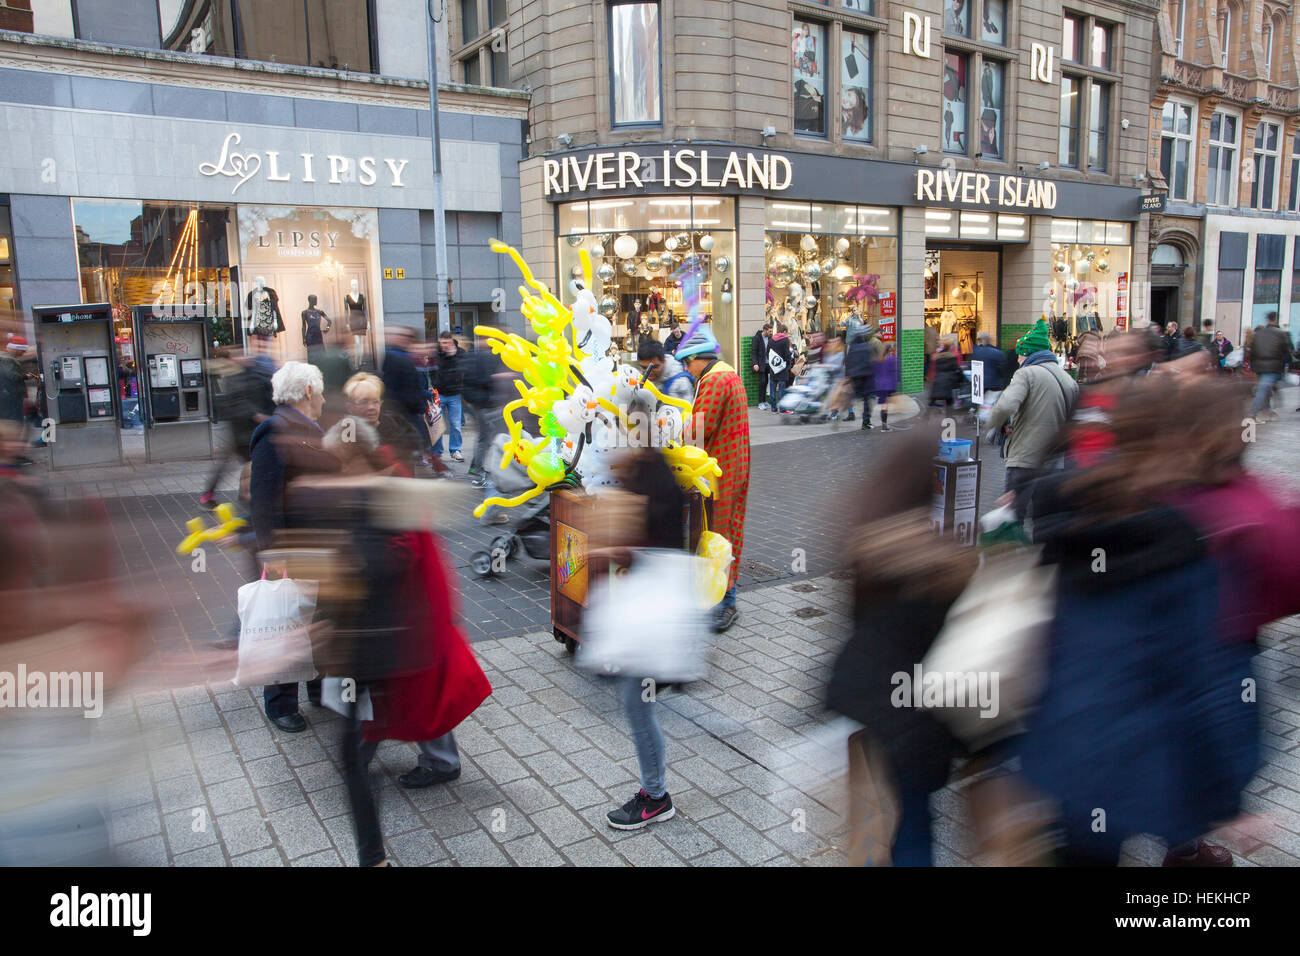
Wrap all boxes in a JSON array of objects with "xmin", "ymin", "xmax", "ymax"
[
  {"xmin": 32, "ymin": 303, "xmax": 124, "ymax": 469},
  {"xmin": 131, "ymin": 305, "xmax": 214, "ymax": 463}
]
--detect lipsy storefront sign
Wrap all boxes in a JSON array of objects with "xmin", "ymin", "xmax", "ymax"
[{"xmin": 199, "ymin": 132, "xmax": 412, "ymax": 195}]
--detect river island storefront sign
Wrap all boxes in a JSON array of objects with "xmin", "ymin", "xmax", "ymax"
[
  {"xmin": 543, "ymin": 149, "xmax": 793, "ymax": 197},
  {"xmin": 915, "ymin": 168, "xmax": 1058, "ymax": 211},
  {"xmin": 199, "ymin": 132, "xmax": 412, "ymax": 195}
]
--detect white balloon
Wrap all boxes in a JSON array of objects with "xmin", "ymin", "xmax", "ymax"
[
  {"xmin": 654, "ymin": 406, "xmax": 683, "ymax": 446},
  {"xmin": 551, "ymin": 399, "xmax": 583, "ymax": 433},
  {"xmin": 613, "ymin": 234, "xmax": 638, "ymax": 259},
  {"xmin": 699, "ymin": 234, "xmax": 715, "ymax": 252},
  {"xmin": 570, "ymin": 384, "xmax": 599, "ymax": 422},
  {"xmin": 612, "ymin": 364, "xmax": 644, "ymax": 405},
  {"xmin": 590, "ymin": 243, "xmax": 605, "ymax": 258}
]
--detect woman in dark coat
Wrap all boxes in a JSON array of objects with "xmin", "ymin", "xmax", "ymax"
[{"xmin": 826, "ymin": 431, "xmax": 978, "ymax": 865}]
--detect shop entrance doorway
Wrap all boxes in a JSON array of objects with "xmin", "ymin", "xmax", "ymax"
[
  {"xmin": 1150, "ymin": 286, "xmax": 1180, "ymax": 331},
  {"xmin": 924, "ymin": 243, "xmax": 1002, "ymax": 355}
]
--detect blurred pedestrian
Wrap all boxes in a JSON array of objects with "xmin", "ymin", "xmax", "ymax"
[
  {"xmin": 971, "ymin": 330, "xmax": 1008, "ymax": 400},
  {"xmin": 985, "ymin": 318, "xmax": 1077, "ymax": 501},
  {"xmin": 842, "ymin": 324, "xmax": 878, "ymax": 425},
  {"xmin": 430, "ymin": 330, "xmax": 467, "ymax": 462},
  {"xmin": 1196, "ymin": 318, "xmax": 1215, "ymax": 352},
  {"xmin": 677, "ymin": 326, "xmax": 750, "ymax": 633},
  {"xmin": 872, "ymin": 344, "xmax": 900, "ymax": 431},
  {"xmin": 464, "ymin": 327, "xmax": 505, "ymax": 487},
  {"xmin": 927, "ymin": 334, "xmax": 964, "ymax": 410},
  {"xmin": 1247, "ymin": 311, "xmax": 1294, "ymax": 421},
  {"xmin": 1213, "ymin": 330, "xmax": 1233, "ymax": 370},
  {"xmin": 202, "ymin": 346, "xmax": 272, "ymax": 509},
  {"xmin": 381, "ymin": 324, "xmax": 435, "ymax": 469},
  {"xmin": 637, "ymin": 338, "xmax": 695, "ymax": 404},
  {"xmin": 664, "ymin": 318, "xmax": 685, "ymax": 355},
  {"xmin": 248, "ymin": 361, "xmax": 341, "ymax": 733},
  {"xmin": 342, "ymin": 372, "xmax": 423, "ymax": 475}
]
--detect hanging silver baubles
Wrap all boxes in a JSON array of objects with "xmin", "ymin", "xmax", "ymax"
[
  {"xmin": 661, "ymin": 253, "xmax": 677, "ymax": 272},
  {"xmin": 764, "ymin": 237, "xmax": 773, "ymax": 254},
  {"xmin": 768, "ymin": 250, "xmax": 798, "ymax": 287},
  {"xmin": 647, "ymin": 231, "xmax": 664, "ymax": 244},
  {"xmin": 663, "ymin": 235, "xmax": 678, "ymax": 252},
  {"xmin": 721, "ymin": 291, "xmax": 733, "ymax": 304},
  {"xmin": 835, "ymin": 237, "xmax": 851, "ymax": 257},
  {"xmin": 645, "ymin": 254, "xmax": 663, "ymax": 272},
  {"xmin": 598, "ymin": 296, "xmax": 619, "ymax": 317},
  {"xmin": 714, "ymin": 256, "xmax": 731, "ymax": 274},
  {"xmin": 699, "ymin": 234, "xmax": 715, "ymax": 252},
  {"xmin": 800, "ymin": 233, "xmax": 818, "ymax": 253},
  {"xmin": 803, "ymin": 261, "xmax": 823, "ymax": 282},
  {"xmin": 590, "ymin": 242, "xmax": 605, "ymax": 259},
  {"xmin": 613, "ymin": 234, "xmax": 638, "ymax": 259},
  {"xmin": 1095, "ymin": 258, "xmax": 1110, "ymax": 273},
  {"xmin": 674, "ymin": 232, "xmax": 691, "ymax": 250},
  {"xmin": 1075, "ymin": 257, "xmax": 1091, "ymax": 275},
  {"xmin": 1066, "ymin": 278, "xmax": 1079, "ymax": 292},
  {"xmin": 596, "ymin": 263, "xmax": 615, "ymax": 283},
  {"xmin": 566, "ymin": 232, "xmax": 585, "ymax": 248},
  {"xmin": 1055, "ymin": 259, "xmax": 1069, "ymax": 275},
  {"xmin": 621, "ymin": 261, "xmax": 638, "ymax": 276},
  {"xmin": 1085, "ymin": 251, "xmax": 1096, "ymax": 262},
  {"xmin": 821, "ymin": 256, "xmax": 837, "ymax": 276}
]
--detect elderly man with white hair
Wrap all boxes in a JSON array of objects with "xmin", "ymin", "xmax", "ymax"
[{"xmin": 249, "ymin": 360, "xmax": 341, "ymax": 733}]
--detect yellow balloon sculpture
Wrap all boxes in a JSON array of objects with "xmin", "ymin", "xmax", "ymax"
[{"xmin": 471, "ymin": 239, "xmax": 726, "ymax": 522}]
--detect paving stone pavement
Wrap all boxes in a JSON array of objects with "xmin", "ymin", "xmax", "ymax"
[{"xmin": 46, "ymin": 385, "xmax": 1300, "ymax": 865}]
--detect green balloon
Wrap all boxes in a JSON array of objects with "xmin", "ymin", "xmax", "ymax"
[
  {"xmin": 530, "ymin": 451, "xmax": 566, "ymax": 485},
  {"xmin": 536, "ymin": 362, "xmax": 564, "ymax": 387},
  {"xmin": 540, "ymin": 412, "xmax": 565, "ymax": 438}
]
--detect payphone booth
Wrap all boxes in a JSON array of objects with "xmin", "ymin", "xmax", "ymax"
[
  {"xmin": 131, "ymin": 305, "xmax": 215, "ymax": 462},
  {"xmin": 32, "ymin": 303, "xmax": 124, "ymax": 469}
]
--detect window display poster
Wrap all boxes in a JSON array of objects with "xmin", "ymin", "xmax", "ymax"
[
  {"xmin": 793, "ymin": 20, "xmax": 825, "ymax": 134},
  {"xmin": 1116, "ymin": 271, "xmax": 1129, "ymax": 330},
  {"xmin": 946, "ymin": 0, "xmax": 970, "ymax": 36},
  {"xmin": 841, "ymin": 32, "xmax": 871, "ymax": 143},
  {"xmin": 942, "ymin": 53, "xmax": 968, "ymax": 154},
  {"xmin": 982, "ymin": 0, "xmax": 1006, "ymax": 43},
  {"xmin": 978, "ymin": 61, "xmax": 1004, "ymax": 159},
  {"xmin": 931, "ymin": 465, "xmax": 948, "ymax": 533}
]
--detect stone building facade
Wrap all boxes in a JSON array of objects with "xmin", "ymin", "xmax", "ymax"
[{"xmin": 507, "ymin": 0, "xmax": 1157, "ymax": 398}]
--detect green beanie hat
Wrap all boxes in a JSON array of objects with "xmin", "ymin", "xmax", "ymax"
[{"xmin": 1015, "ymin": 318, "xmax": 1052, "ymax": 356}]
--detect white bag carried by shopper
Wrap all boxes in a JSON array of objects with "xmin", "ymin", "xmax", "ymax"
[
  {"xmin": 577, "ymin": 549, "xmax": 711, "ymax": 683},
  {"xmin": 320, "ymin": 676, "xmax": 374, "ymax": 721},
  {"xmin": 233, "ymin": 573, "xmax": 320, "ymax": 687}
]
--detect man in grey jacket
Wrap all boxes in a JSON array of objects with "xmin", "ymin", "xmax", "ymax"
[
  {"xmin": 985, "ymin": 319, "xmax": 1078, "ymax": 498},
  {"xmin": 1248, "ymin": 312, "xmax": 1295, "ymax": 420}
]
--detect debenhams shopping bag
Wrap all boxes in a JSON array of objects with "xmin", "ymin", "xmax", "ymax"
[{"xmin": 233, "ymin": 574, "xmax": 320, "ymax": 687}]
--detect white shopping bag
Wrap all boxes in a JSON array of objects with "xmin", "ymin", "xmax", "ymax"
[
  {"xmin": 577, "ymin": 549, "xmax": 711, "ymax": 683},
  {"xmin": 320, "ymin": 677, "xmax": 374, "ymax": 721},
  {"xmin": 233, "ymin": 575, "xmax": 320, "ymax": 687}
]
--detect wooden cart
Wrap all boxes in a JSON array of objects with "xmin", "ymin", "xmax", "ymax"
[{"xmin": 549, "ymin": 487, "xmax": 705, "ymax": 654}]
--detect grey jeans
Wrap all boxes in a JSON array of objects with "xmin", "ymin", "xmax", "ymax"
[{"xmin": 358, "ymin": 732, "xmax": 460, "ymax": 772}]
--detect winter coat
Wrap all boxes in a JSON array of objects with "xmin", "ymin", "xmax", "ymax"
[
  {"xmin": 872, "ymin": 352, "xmax": 900, "ymax": 394},
  {"xmin": 462, "ymin": 346, "xmax": 501, "ymax": 408},
  {"xmin": 844, "ymin": 335, "xmax": 880, "ymax": 382},
  {"xmin": 431, "ymin": 346, "xmax": 468, "ymax": 397},
  {"xmin": 985, "ymin": 351, "xmax": 1078, "ymax": 470},
  {"xmin": 248, "ymin": 406, "xmax": 342, "ymax": 550},
  {"xmin": 750, "ymin": 331, "xmax": 770, "ymax": 371},
  {"xmin": 654, "ymin": 353, "xmax": 695, "ymax": 403},
  {"xmin": 1248, "ymin": 324, "xmax": 1294, "ymax": 375},
  {"xmin": 970, "ymin": 344, "xmax": 1009, "ymax": 391},
  {"xmin": 0, "ymin": 354, "xmax": 25, "ymax": 424},
  {"xmin": 928, "ymin": 350, "xmax": 963, "ymax": 401},
  {"xmin": 1020, "ymin": 479, "xmax": 1260, "ymax": 852},
  {"xmin": 767, "ymin": 334, "xmax": 793, "ymax": 383},
  {"xmin": 381, "ymin": 344, "xmax": 429, "ymax": 438}
]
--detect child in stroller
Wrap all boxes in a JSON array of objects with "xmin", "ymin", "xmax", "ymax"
[
  {"xmin": 470, "ymin": 432, "xmax": 553, "ymax": 576},
  {"xmin": 777, "ymin": 362, "xmax": 837, "ymax": 423}
]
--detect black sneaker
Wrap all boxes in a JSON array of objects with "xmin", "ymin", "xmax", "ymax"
[
  {"xmin": 606, "ymin": 789, "xmax": 675, "ymax": 830},
  {"xmin": 862, "ymin": 421, "xmax": 873, "ymax": 430},
  {"xmin": 470, "ymin": 474, "xmax": 487, "ymax": 488},
  {"xmin": 712, "ymin": 606, "xmax": 739, "ymax": 633}
]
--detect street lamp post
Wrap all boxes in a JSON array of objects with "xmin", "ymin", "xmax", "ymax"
[{"xmin": 427, "ymin": 4, "xmax": 451, "ymax": 339}]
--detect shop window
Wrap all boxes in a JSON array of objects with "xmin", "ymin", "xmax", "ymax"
[
  {"xmin": 0, "ymin": 201, "xmax": 14, "ymax": 312},
  {"xmin": 944, "ymin": 0, "xmax": 971, "ymax": 38},
  {"xmin": 1208, "ymin": 112, "xmax": 1240, "ymax": 207},
  {"xmin": 942, "ymin": 52, "xmax": 970, "ymax": 155},
  {"xmin": 1049, "ymin": 220, "xmax": 1133, "ymax": 335},
  {"xmin": 1253, "ymin": 233, "xmax": 1284, "ymax": 327},
  {"xmin": 1160, "ymin": 100, "xmax": 1195, "ymax": 201},
  {"xmin": 457, "ymin": 0, "xmax": 515, "ymax": 88},
  {"xmin": 1251, "ymin": 121, "xmax": 1281, "ymax": 211},
  {"xmin": 161, "ymin": 0, "xmax": 376, "ymax": 73},
  {"xmin": 1217, "ymin": 231, "xmax": 1247, "ymax": 303},
  {"xmin": 841, "ymin": 0, "xmax": 875, "ymax": 12},
  {"xmin": 925, "ymin": 210, "xmax": 1029, "ymax": 241},
  {"xmin": 1059, "ymin": 75, "xmax": 1081, "ymax": 168},
  {"xmin": 610, "ymin": 1, "xmax": 661, "ymax": 125},
  {"xmin": 764, "ymin": 200, "xmax": 898, "ymax": 343},
  {"xmin": 557, "ymin": 197, "xmax": 736, "ymax": 361},
  {"xmin": 841, "ymin": 31, "xmax": 873, "ymax": 144},
  {"xmin": 793, "ymin": 19, "xmax": 827, "ymax": 136}
]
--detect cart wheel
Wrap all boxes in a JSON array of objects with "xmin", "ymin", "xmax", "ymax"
[
  {"xmin": 470, "ymin": 551, "xmax": 495, "ymax": 576},
  {"xmin": 491, "ymin": 534, "xmax": 519, "ymax": 558},
  {"xmin": 564, "ymin": 636, "xmax": 577, "ymax": 656}
]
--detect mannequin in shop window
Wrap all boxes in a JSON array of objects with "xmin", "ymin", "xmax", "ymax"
[
  {"xmin": 247, "ymin": 276, "xmax": 285, "ymax": 339},
  {"xmin": 302, "ymin": 295, "xmax": 331, "ymax": 349},
  {"xmin": 647, "ymin": 285, "xmax": 665, "ymax": 323},
  {"xmin": 345, "ymin": 280, "xmax": 368, "ymax": 366}
]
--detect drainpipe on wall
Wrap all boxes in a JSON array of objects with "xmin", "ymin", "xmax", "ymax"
[{"xmin": 427, "ymin": 5, "xmax": 450, "ymax": 338}]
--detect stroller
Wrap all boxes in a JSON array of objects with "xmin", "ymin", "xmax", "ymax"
[
  {"xmin": 470, "ymin": 433, "xmax": 552, "ymax": 576},
  {"xmin": 777, "ymin": 363, "xmax": 836, "ymax": 423}
]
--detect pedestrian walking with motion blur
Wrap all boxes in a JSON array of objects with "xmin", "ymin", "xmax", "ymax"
[
  {"xmin": 1247, "ymin": 311, "xmax": 1295, "ymax": 422},
  {"xmin": 248, "ymin": 361, "xmax": 341, "ymax": 733},
  {"xmin": 985, "ymin": 318, "xmax": 1078, "ymax": 501},
  {"xmin": 342, "ymin": 372, "xmax": 423, "ymax": 475},
  {"xmin": 202, "ymin": 346, "xmax": 274, "ymax": 509},
  {"xmin": 926, "ymin": 334, "xmax": 964, "ymax": 410},
  {"xmin": 872, "ymin": 343, "xmax": 900, "ymax": 431},
  {"xmin": 827, "ymin": 430, "xmax": 977, "ymax": 865},
  {"xmin": 842, "ymin": 323, "xmax": 879, "ymax": 426},
  {"xmin": 971, "ymin": 330, "xmax": 1008, "ymax": 408},
  {"xmin": 464, "ymin": 326, "xmax": 506, "ymax": 487}
]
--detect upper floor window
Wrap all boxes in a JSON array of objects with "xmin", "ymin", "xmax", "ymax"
[
  {"xmin": 1159, "ymin": 100, "xmax": 1195, "ymax": 201},
  {"xmin": 161, "ymin": 0, "xmax": 377, "ymax": 74},
  {"xmin": 1171, "ymin": 0, "xmax": 1186, "ymax": 58},
  {"xmin": 1059, "ymin": 13, "xmax": 1118, "ymax": 171},
  {"xmin": 1289, "ymin": 133, "xmax": 1300, "ymax": 212},
  {"xmin": 1265, "ymin": 20, "xmax": 1275, "ymax": 79},
  {"xmin": 841, "ymin": 0, "xmax": 876, "ymax": 12},
  {"xmin": 1207, "ymin": 111, "xmax": 1239, "ymax": 207},
  {"xmin": 793, "ymin": 19, "xmax": 827, "ymax": 135},
  {"xmin": 1220, "ymin": 8, "xmax": 1231, "ymax": 71},
  {"xmin": 945, "ymin": 0, "xmax": 971, "ymax": 38},
  {"xmin": 457, "ymin": 0, "xmax": 513, "ymax": 87},
  {"xmin": 610, "ymin": 2, "xmax": 662, "ymax": 125},
  {"xmin": 842, "ymin": 31, "xmax": 873, "ymax": 143},
  {"xmin": 1251, "ymin": 120, "xmax": 1281, "ymax": 210},
  {"xmin": 945, "ymin": 0, "xmax": 1007, "ymax": 45}
]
